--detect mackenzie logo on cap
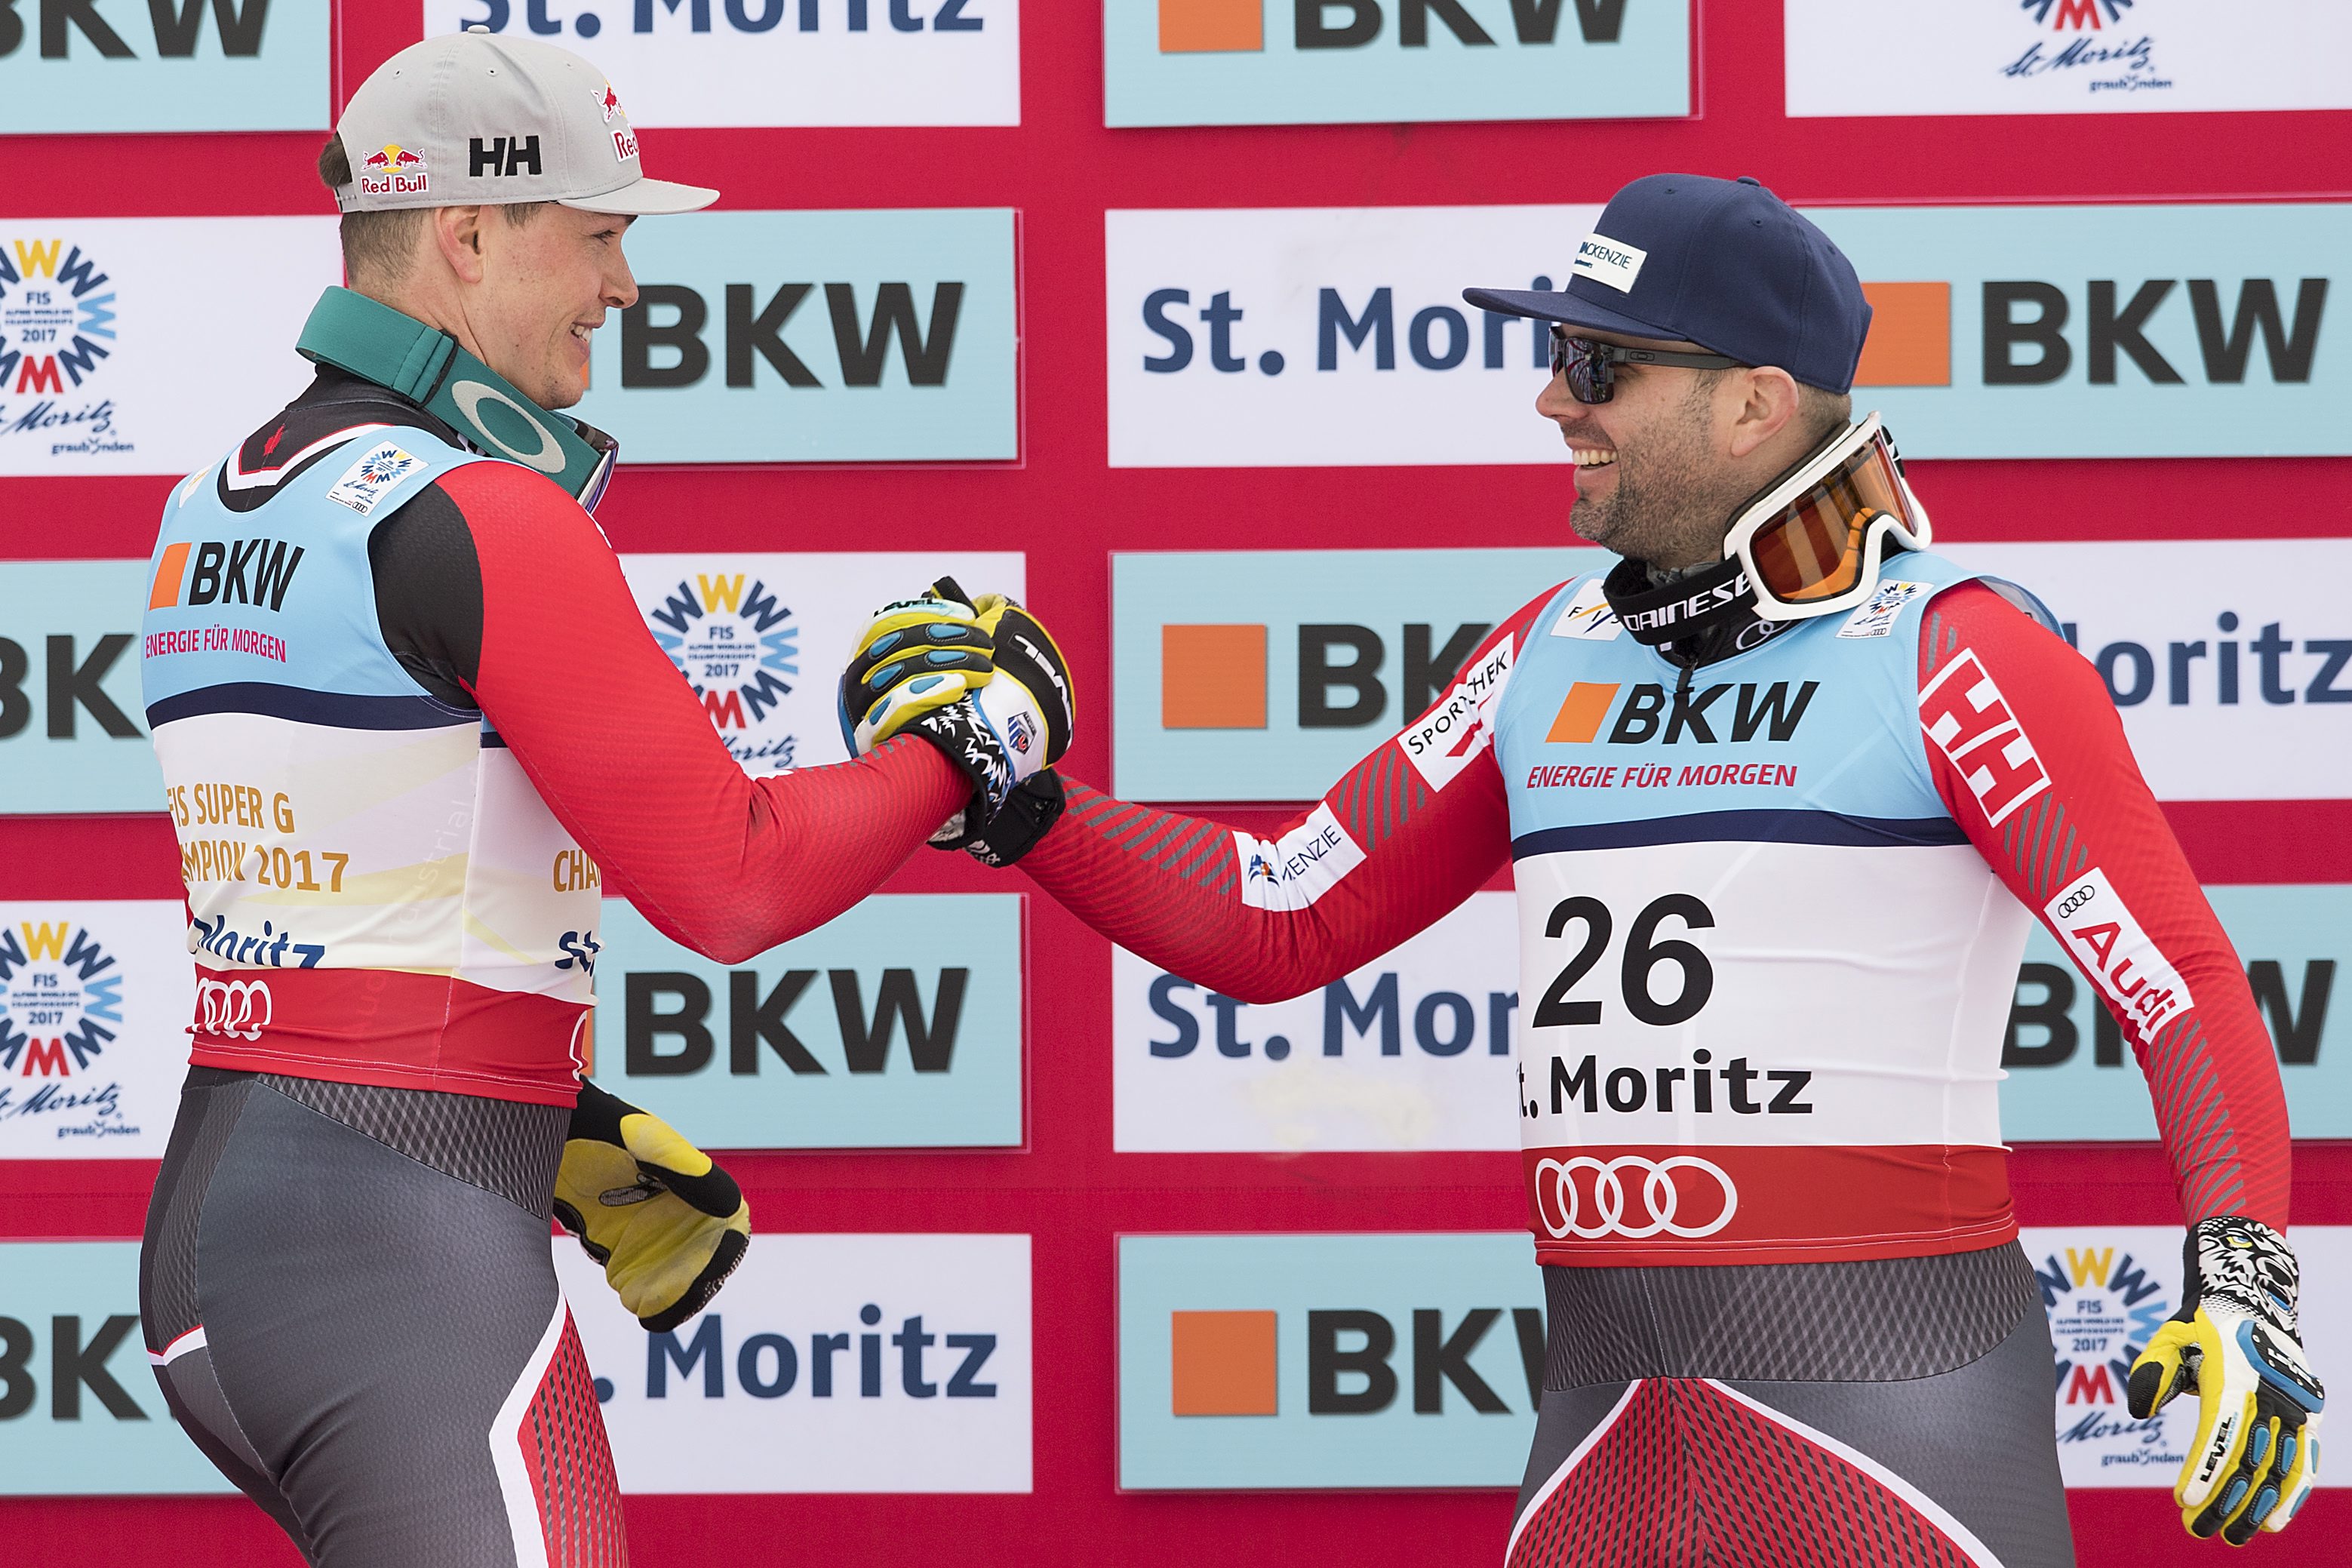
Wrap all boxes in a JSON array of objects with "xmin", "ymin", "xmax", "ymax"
[{"xmin": 1572, "ymin": 232, "xmax": 1646, "ymax": 295}]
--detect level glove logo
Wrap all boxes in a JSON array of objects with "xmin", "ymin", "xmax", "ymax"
[
  {"xmin": 2129, "ymin": 1216, "xmax": 2324, "ymax": 1545},
  {"xmin": 837, "ymin": 581, "xmax": 998, "ymax": 755},
  {"xmin": 554, "ymin": 1080, "xmax": 752, "ymax": 1335}
]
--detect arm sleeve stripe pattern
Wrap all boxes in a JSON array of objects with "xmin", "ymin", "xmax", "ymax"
[{"xmin": 1919, "ymin": 581, "xmax": 2292, "ymax": 1227}]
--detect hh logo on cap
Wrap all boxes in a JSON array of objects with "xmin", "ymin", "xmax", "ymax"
[{"xmin": 1573, "ymin": 232, "xmax": 1647, "ymax": 295}]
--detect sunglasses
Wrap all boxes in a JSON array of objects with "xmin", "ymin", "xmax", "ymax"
[{"xmin": 1549, "ymin": 327, "xmax": 1745, "ymax": 404}]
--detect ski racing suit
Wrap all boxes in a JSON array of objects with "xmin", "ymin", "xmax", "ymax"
[
  {"xmin": 135, "ymin": 367, "xmax": 967, "ymax": 1566},
  {"xmin": 1013, "ymin": 554, "xmax": 2292, "ymax": 1566}
]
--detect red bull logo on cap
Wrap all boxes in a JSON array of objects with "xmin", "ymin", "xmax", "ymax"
[
  {"xmin": 356, "ymin": 144, "xmax": 429, "ymax": 198},
  {"xmin": 593, "ymin": 82, "xmax": 623, "ymax": 124}
]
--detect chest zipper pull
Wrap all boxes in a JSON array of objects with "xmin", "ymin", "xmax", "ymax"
[{"xmin": 1673, "ymin": 655, "xmax": 1695, "ymax": 703}]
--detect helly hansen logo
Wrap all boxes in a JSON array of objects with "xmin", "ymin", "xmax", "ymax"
[
  {"xmin": 469, "ymin": 136, "xmax": 543, "ymax": 178},
  {"xmin": 146, "ymin": 539, "xmax": 304, "ymax": 613},
  {"xmin": 1544, "ymin": 681, "xmax": 1818, "ymax": 746},
  {"xmin": 1918, "ymin": 650, "xmax": 2050, "ymax": 826}
]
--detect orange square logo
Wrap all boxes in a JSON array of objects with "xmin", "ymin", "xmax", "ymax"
[
  {"xmin": 1171, "ymin": 1309, "xmax": 1277, "ymax": 1416},
  {"xmin": 1545, "ymin": 682, "xmax": 1621, "ymax": 744},
  {"xmin": 1854, "ymin": 282, "xmax": 1952, "ymax": 387},
  {"xmin": 1160, "ymin": 0, "xmax": 1263, "ymax": 53},
  {"xmin": 1161, "ymin": 624, "xmax": 1267, "ymax": 730},
  {"xmin": 147, "ymin": 542, "xmax": 191, "ymax": 610}
]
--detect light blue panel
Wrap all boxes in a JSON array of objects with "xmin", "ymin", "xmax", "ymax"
[
  {"xmin": 590, "ymin": 893, "xmax": 1022, "ymax": 1148},
  {"xmin": 1111, "ymin": 547, "xmax": 1606, "ymax": 801},
  {"xmin": 1103, "ymin": 0, "xmax": 1688, "ymax": 127},
  {"xmin": 0, "ymin": 1242, "xmax": 235, "ymax": 1494},
  {"xmin": 1809, "ymin": 204, "xmax": 2352, "ymax": 458},
  {"xmin": 2000, "ymin": 884, "xmax": 2350, "ymax": 1140},
  {"xmin": 580, "ymin": 209, "xmax": 1016, "ymax": 463},
  {"xmin": 0, "ymin": 560, "xmax": 162, "ymax": 815},
  {"xmin": 1118, "ymin": 1232, "xmax": 1538, "ymax": 1489},
  {"xmin": 0, "ymin": 1, "xmax": 327, "ymax": 133}
]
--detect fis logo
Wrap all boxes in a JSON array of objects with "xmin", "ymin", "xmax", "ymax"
[
  {"xmin": 2037, "ymin": 1243, "xmax": 2174, "ymax": 1416},
  {"xmin": 0, "ymin": 238, "xmax": 115, "ymax": 398},
  {"xmin": 357, "ymin": 145, "xmax": 429, "ymax": 198},
  {"xmin": 0, "ymin": 921, "xmax": 121, "ymax": 1079},
  {"xmin": 644, "ymin": 574, "xmax": 801, "ymax": 771}
]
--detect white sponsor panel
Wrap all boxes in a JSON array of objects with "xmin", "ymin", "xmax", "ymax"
[
  {"xmin": 615, "ymin": 552, "xmax": 1022, "ymax": 776},
  {"xmin": 0, "ymin": 901, "xmax": 190, "ymax": 1160},
  {"xmin": 1787, "ymin": 0, "xmax": 2352, "ymax": 118},
  {"xmin": 558, "ymin": 1232, "xmax": 1031, "ymax": 1492},
  {"xmin": 0, "ymin": 219, "xmax": 339, "ymax": 475},
  {"xmin": 1942, "ymin": 541, "xmax": 2352, "ymax": 802},
  {"xmin": 2025, "ymin": 1225, "xmax": 2349, "ymax": 1489},
  {"xmin": 1106, "ymin": 204, "xmax": 1601, "ymax": 469},
  {"xmin": 1232, "ymin": 804, "xmax": 1366, "ymax": 912},
  {"xmin": 1570, "ymin": 232, "xmax": 1646, "ymax": 294},
  {"xmin": 1112, "ymin": 892, "xmax": 1519, "ymax": 1152},
  {"xmin": 423, "ymin": 0, "xmax": 1019, "ymax": 127},
  {"xmin": 1396, "ymin": 639, "xmax": 1512, "ymax": 792}
]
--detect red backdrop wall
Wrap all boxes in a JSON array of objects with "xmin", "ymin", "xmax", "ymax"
[{"xmin": 1, "ymin": 5, "xmax": 2346, "ymax": 1563}]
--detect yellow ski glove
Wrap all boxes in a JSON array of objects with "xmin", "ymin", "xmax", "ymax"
[
  {"xmin": 2128, "ymin": 1216, "xmax": 2324, "ymax": 1545},
  {"xmin": 554, "ymin": 1081, "xmax": 750, "ymax": 1334}
]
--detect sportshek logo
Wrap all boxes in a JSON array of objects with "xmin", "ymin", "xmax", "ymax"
[
  {"xmin": 0, "ymin": 919, "xmax": 137, "ymax": 1145},
  {"xmin": 2037, "ymin": 1241, "xmax": 2188, "ymax": 1474},
  {"xmin": 0, "ymin": 237, "xmax": 125, "ymax": 459},
  {"xmin": 644, "ymin": 573, "xmax": 802, "ymax": 773}
]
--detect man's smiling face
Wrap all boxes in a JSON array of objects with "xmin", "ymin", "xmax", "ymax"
[{"xmin": 466, "ymin": 205, "xmax": 639, "ymax": 410}]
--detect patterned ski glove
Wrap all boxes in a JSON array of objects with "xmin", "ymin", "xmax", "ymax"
[
  {"xmin": 554, "ymin": 1081, "xmax": 751, "ymax": 1334},
  {"xmin": 2129, "ymin": 1216, "xmax": 2323, "ymax": 1544}
]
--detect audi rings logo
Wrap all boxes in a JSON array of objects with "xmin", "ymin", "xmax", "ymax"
[
  {"xmin": 1533, "ymin": 1154, "xmax": 1739, "ymax": 1241},
  {"xmin": 195, "ymin": 977, "xmax": 272, "ymax": 1041}
]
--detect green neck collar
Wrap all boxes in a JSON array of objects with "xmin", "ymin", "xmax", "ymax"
[{"xmin": 294, "ymin": 287, "xmax": 612, "ymax": 504}]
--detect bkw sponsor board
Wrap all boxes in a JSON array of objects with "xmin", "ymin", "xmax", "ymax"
[
  {"xmin": 615, "ymin": 551, "xmax": 1024, "ymax": 775},
  {"xmin": 0, "ymin": 561, "xmax": 159, "ymax": 815},
  {"xmin": 583, "ymin": 209, "xmax": 1016, "ymax": 463},
  {"xmin": 0, "ymin": 0, "xmax": 327, "ymax": 133},
  {"xmin": 2021, "ymin": 1225, "xmax": 2350, "ymax": 1490},
  {"xmin": 592, "ymin": 894, "xmax": 1022, "ymax": 1148},
  {"xmin": 0, "ymin": 902, "xmax": 190, "ymax": 1160},
  {"xmin": 1118, "ymin": 1233, "xmax": 1541, "ymax": 1489},
  {"xmin": 1106, "ymin": 202, "xmax": 2349, "ymax": 464},
  {"xmin": 561, "ymin": 1233, "xmax": 1032, "ymax": 1492},
  {"xmin": 1112, "ymin": 547, "xmax": 1603, "ymax": 801},
  {"xmin": 0, "ymin": 219, "xmax": 338, "ymax": 475},
  {"xmin": 1104, "ymin": 0, "xmax": 1688, "ymax": 128},
  {"xmin": 0, "ymin": 1242, "xmax": 235, "ymax": 1494},
  {"xmin": 1787, "ymin": 0, "xmax": 2352, "ymax": 118},
  {"xmin": 426, "ymin": 0, "xmax": 1019, "ymax": 127},
  {"xmin": 1942, "ymin": 541, "xmax": 2352, "ymax": 804},
  {"xmin": 1113, "ymin": 885, "xmax": 2351, "ymax": 1151}
]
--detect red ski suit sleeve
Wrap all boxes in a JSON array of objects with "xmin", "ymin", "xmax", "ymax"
[
  {"xmin": 1920, "ymin": 582, "xmax": 2291, "ymax": 1227},
  {"xmin": 436, "ymin": 463, "xmax": 967, "ymax": 965},
  {"xmin": 1016, "ymin": 590, "xmax": 1559, "ymax": 1004}
]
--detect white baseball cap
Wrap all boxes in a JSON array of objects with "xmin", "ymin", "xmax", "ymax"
[{"xmin": 332, "ymin": 31, "xmax": 716, "ymax": 217}]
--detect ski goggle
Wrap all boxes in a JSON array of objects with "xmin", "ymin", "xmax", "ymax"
[
  {"xmin": 1726, "ymin": 413, "xmax": 1932, "ymax": 622},
  {"xmin": 571, "ymin": 417, "xmax": 620, "ymax": 514},
  {"xmin": 1548, "ymin": 327, "xmax": 1745, "ymax": 404}
]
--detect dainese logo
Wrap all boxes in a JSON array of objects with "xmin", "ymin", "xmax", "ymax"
[
  {"xmin": 0, "ymin": 238, "xmax": 115, "ymax": 397},
  {"xmin": 644, "ymin": 573, "xmax": 802, "ymax": 772},
  {"xmin": 358, "ymin": 144, "xmax": 430, "ymax": 199},
  {"xmin": 0, "ymin": 920, "xmax": 122, "ymax": 1078}
]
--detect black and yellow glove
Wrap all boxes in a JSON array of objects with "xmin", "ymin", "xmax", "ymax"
[
  {"xmin": 2128, "ymin": 1216, "xmax": 2324, "ymax": 1545},
  {"xmin": 554, "ymin": 1081, "xmax": 750, "ymax": 1334}
]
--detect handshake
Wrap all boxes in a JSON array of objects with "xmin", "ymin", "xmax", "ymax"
[{"xmin": 835, "ymin": 576, "xmax": 1076, "ymax": 867}]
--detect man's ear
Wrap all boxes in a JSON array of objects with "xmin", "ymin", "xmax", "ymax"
[
  {"xmin": 1723, "ymin": 365, "xmax": 1802, "ymax": 461},
  {"xmin": 432, "ymin": 206, "xmax": 490, "ymax": 286}
]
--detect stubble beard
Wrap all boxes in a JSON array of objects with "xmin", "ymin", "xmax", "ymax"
[{"xmin": 1569, "ymin": 423, "xmax": 1745, "ymax": 572}]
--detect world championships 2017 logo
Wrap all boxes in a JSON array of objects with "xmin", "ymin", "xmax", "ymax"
[
  {"xmin": 0, "ymin": 918, "xmax": 139, "ymax": 1143},
  {"xmin": 2000, "ymin": 0, "xmax": 2172, "ymax": 97},
  {"xmin": 2037, "ymin": 1239, "xmax": 2188, "ymax": 1471},
  {"xmin": 643, "ymin": 572, "xmax": 803, "ymax": 772},
  {"xmin": 0, "ymin": 236, "xmax": 127, "ymax": 458}
]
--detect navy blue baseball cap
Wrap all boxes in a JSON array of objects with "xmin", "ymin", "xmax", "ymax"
[{"xmin": 1465, "ymin": 174, "xmax": 1871, "ymax": 394}]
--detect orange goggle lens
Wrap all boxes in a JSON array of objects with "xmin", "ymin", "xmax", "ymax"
[{"xmin": 1747, "ymin": 436, "xmax": 1911, "ymax": 604}]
